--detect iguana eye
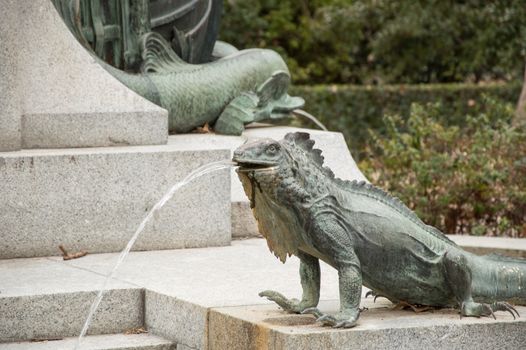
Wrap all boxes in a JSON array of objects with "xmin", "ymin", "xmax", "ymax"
[{"xmin": 266, "ymin": 144, "xmax": 279, "ymax": 154}]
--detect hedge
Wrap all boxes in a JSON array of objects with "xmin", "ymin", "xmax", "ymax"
[
  {"xmin": 289, "ymin": 82, "xmax": 522, "ymax": 158},
  {"xmin": 359, "ymin": 100, "xmax": 526, "ymax": 237}
]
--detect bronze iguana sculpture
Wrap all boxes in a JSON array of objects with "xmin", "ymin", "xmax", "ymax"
[{"xmin": 233, "ymin": 132, "xmax": 525, "ymax": 328}]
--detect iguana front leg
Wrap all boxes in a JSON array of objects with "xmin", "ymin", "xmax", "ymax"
[
  {"xmin": 260, "ymin": 251, "xmax": 320, "ymax": 313},
  {"xmin": 304, "ymin": 257, "xmax": 362, "ymax": 328},
  {"xmin": 302, "ymin": 218, "xmax": 362, "ymax": 328}
]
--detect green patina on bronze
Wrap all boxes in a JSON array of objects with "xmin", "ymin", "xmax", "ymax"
[
  {"xmin": 52, "ymin": 0, "xmax": 303, "ymax": 134},
  {"xmin": 233, "ymin": 132, "xmax": 525, "ymax": 328}
]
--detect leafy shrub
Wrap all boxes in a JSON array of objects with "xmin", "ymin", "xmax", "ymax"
[
  {"xmin": 359, "ymin": 97, "xmax": 526, "ymax": 237},
  {"xmin": 289, "ymin": 82, "xmax": 522, "ymax": 157},
  {"xmin": 221, "ymin": 0, "xmax": 526, "ymax": 85}
]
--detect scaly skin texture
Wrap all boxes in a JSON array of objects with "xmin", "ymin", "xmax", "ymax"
[
  {"xmin": 104, "ymin": 33, "xmax": 302, "ymax": 134},
  {"xmin": 233, "ymin": 132, "xmax": 526, "ymax": 328}
]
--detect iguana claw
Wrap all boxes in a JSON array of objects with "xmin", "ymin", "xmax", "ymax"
[
  {"xmin": 393, "ymin": 301, "xmax": 435, "ymax": 313},
  {"xmin": 492, "ymin": 302, "xmax": 520, "ymax": 319},
  {"xmin": 259, "ymin": 290, "xmax": 309, "ymax": 313},
  {"xmin": 301, "ymin": 307, "xmax": 323, "ymax": 318},
  {"xmin": 364, "ymin": 290, "xmax": 388, "ymax": 303},
  {"xmin": 302, "ymin": 307, "xmax": 359, "ymax": 328},
  {"xmin": 460, "ymin": 300, "xmax": 519, "ymax": 320}
]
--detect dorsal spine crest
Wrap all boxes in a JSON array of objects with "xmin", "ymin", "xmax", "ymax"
[{"xmin": 282, "ymin": 132, "xmax": 454, "ymax": 246}]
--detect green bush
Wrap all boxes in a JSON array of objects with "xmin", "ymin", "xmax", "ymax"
[
  {"xmin": 359, "ymin": 97, "xmax": 526, "ymax": 237},
  {"xmin": 221, "ymin": 0, "xmax": 526, "ymax": 85},
  {"xmin": 289, "ymin": 82, "xmax": 522, "ymax": 157}
]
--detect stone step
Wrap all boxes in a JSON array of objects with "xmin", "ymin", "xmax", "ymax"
[
  {"xmin": 0, "ymin": 257, "xmax": 143, "ymax": 343},
  {"xmin": 2, "ymin": 237, "xmax": 523, "ymax": 348},
  {"xmin": 0, "ymin": 126, "xmax": 361, "ymax": 259},
  {"xmin": 17, "ymin": 237, "xmax": 522, "ymax": 350},
  {"xmin": 0, "ymin": 138, "xmax": 231, "ymax": 259},
  {"xmin": 448, "ymin": 234, "xmax": 526, "ymax": 258},
  {"xmin": 0, "ymin": 239, "xmax": 340, "ymax": 349},
  {"xmin": 0, "ymin": 333, "xmax": 175, "ymax": 350},
  {"xmin": 209, "ymin": 300, "xmax": 526, "ymax": 350}
]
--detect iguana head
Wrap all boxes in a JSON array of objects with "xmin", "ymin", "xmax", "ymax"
[
  {"xmin": 232, "ymin": 138, "xmax": 285, "ymax": 172},
  {"xmin": 232, "ymin": 132, "xmax": 334, "ymax": 263}
]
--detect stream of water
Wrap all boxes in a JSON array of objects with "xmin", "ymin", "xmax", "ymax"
[
  {"xmin": 73, "ymin": 160, "xmax": 236, "ymax": 350},
  {"xmin": 292, "ymin": 109, "xmax": 328, "ymax": 131},
  {"xmin": 73, "ymin": 111, "xmax": 327, "ymax": 349}
]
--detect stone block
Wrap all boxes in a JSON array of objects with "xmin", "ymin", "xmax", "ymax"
[
  {"xmin": 145, "ymin": 291, "xmax": 208, "ymax": 350},
  {"xmin": 0, "ymin": 140, "xmax": 231, "ymax": 259},
  {"xmin": 0, "ymin": 257, "xmax": 143, "ymax": 342},
  {"xmin": 2, "ymin": 0, "xmax": 168, "ymax": 148},
  {"xmin": 22, "ymin": 111, "xmax": 167, "ymax": 149},
  {"xmin": 176, "ymin": 345, "xmax": 198, "ymax": 350},
  {"xmin": 209, "ymin": 300, "xmax": 526, "ymax": 350},
  {"xmin": 231, "ymin": 202, "xmax": 260, "ymax": 239},
  {"xmin": 0, "ymin": 334, "xmax": 176, "ymax": 350}
]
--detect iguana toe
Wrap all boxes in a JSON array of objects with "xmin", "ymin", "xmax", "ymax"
[
  {"xmin": 491, "ymin": 302, "xmax": 519, "ymax": 319},
  {"xmin": 301, "ymin": 307, "xmax": 323, "ymax": 318},
  {"xmin": 459, "ymin": 300, "xmax": 519, "ymax": 319},
  {"xmin": 365, "ymin": 290, "xmax": 388, "ymax": 303},
  {"xmin": 334, "ymin": 320, "xmax": 358, "ymax": 328},
  {"xmin": 461, "ymin": 301, "xmax": 495, "ymax": 319},
  {"xmin": 259, "ymin": 290, "xmax": 309, "ymax": 313},
  {"xmin": 304, "ymin": 308, "xmax": 359, "ymax": 328},
  {"xmin": 317, "ymin": 314, "xmax": 339, "ymax": 326}
]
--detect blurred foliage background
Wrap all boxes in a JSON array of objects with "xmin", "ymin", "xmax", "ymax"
[
  {"xmin": 221, "ymin": 0, "xmax": 526, "ymax": 236},
  {"xmin": 221, "ymin": 0, "xmax": 526, "ymax": 85},
  {"xmin": 291, "ymin": 82, "xmax": 522, "ymax": 156},
  {"xmin": 360, "ymin": 98, "xmax": 526, "ymax": 237}
]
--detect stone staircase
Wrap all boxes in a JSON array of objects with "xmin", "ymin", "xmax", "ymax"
[{"xmin": 1, "ymin": 238, "xmax": 525, "ymax": 350}]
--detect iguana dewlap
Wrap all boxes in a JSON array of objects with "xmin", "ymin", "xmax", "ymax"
[{"xmin": 233, "ymin": 132, "xmax": 525, "ymax": 328}]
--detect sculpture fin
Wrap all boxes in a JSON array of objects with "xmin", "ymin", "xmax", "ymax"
[{"xmin": 140, "ymin": 32, "xmax": 190, "ymax": 74}]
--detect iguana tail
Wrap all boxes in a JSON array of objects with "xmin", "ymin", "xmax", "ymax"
[{"xmin": 474, "ymin": 253, "xmax": 526, "ymax": 305}]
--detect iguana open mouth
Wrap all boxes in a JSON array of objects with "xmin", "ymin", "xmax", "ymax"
[{"xmin": 235, "ymin": 162, "xmax": 278, "ymax": 172}]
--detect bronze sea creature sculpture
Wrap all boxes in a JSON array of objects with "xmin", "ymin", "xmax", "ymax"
[
  {"xmin": 52, "ymin": 0, "xmax": 304, "ymax": 135},
  {"xmin": 233, "ymin": 132, "xmax": 525, "ymax": 328}
]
